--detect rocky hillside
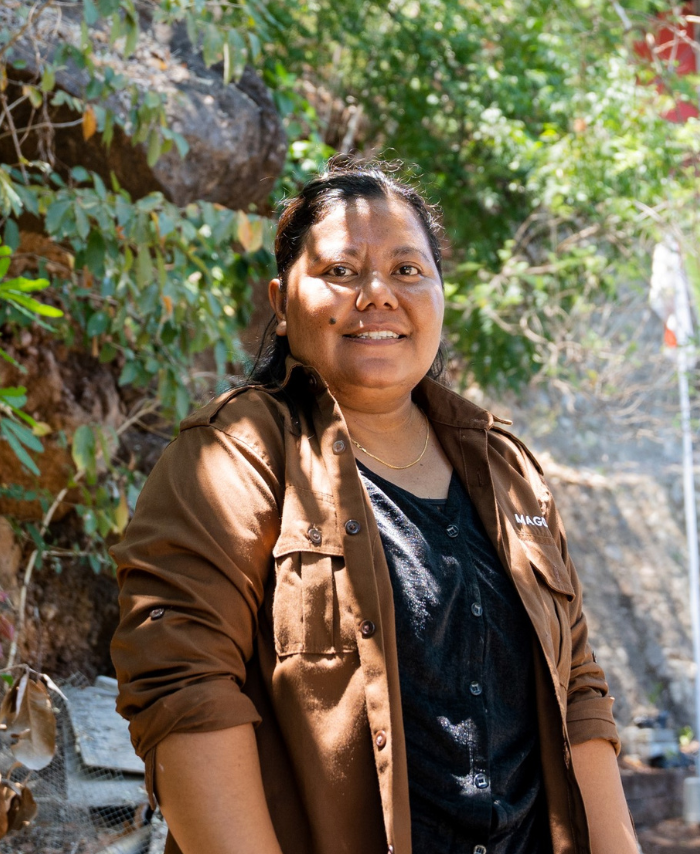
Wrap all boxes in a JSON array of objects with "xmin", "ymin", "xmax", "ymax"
[{"xmin": 477, "ymin": 290, "xmax": 696, "ymax": 729}]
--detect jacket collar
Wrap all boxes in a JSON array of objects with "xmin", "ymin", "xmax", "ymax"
[{"xmin": 180, "ymin": 355, "xmax": 507, "ymax": 433}]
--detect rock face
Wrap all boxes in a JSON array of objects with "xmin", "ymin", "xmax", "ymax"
[
  {"xmin": 0, "ymin": 233, "xmax": 125, "ymax": 521},
  {"xmin": 0, "ymin": 517, "xmax": 21, "ymax": 598},
  {"xmin": 1, "ymin": 4, "xmax": 286, "ymax": 210},
  {"xmin": 477, "ymin": 293, "xmax": 696, "ymax": 730}
]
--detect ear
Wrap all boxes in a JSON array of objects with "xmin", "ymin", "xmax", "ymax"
[{"xmin": 268, "ymin": 278, "xmax": 287, "ymax": 337}]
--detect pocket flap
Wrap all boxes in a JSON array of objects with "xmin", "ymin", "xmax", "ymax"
[
  {"xmin": 272, "ymin": 486, "xmax": 344, "ymax": 558},
  {"xmin": 519, "ymin": 537, "xmax": 575, "ymax": 600}
]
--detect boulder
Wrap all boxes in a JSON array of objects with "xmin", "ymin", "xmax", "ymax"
[{"xmin": 0, "ymin": 2, "xmax": 286, "ymax": 210}]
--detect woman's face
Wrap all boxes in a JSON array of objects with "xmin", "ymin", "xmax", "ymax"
[{"xmin": 269, "ymin": 194, "xmax": 444, "ymax": 404}]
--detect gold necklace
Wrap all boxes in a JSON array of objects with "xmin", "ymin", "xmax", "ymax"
[{"xmin": 350, "ymin": 409, "xmax": 430, "ymax": 470}]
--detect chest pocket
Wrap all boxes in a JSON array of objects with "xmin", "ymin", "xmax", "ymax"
[
  {"xmin": 519, "ymin": 537, "xmax": 575, "ymax": 690},
  {"xmin": 271, "ymin": 487, "xmax": 357, "ymax": 657}
]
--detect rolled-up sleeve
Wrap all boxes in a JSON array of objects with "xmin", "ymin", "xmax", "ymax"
[
  {"xmin": 110, "ymin": 420, "xmax": 283, "ymax": 764},
  {"xmin": 549, "ymin": 500, "xmax": 621, "ymax": 754}
]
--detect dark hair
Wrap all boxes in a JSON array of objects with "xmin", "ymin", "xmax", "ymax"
[{"xmin": 242, "ymin": 156, "xmax": 447, "ymax": 389}]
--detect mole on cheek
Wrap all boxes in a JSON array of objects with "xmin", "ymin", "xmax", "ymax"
[{"xmin": 329, "ymin": 317, "xmax": 337, "ymax": 325}]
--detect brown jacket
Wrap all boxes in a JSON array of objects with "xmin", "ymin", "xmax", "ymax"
[{"xmin": 111, "ymin": 359, "xmax": 619, "ymax": 854}]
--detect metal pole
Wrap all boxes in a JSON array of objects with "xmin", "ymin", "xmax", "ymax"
[
  {"xmin": 674, "ymin": 265, "xmax": 700, "ymax": 746},
  {"xmin": 677, "ymin": 342, "xmax": 700, "ymax": 746}
]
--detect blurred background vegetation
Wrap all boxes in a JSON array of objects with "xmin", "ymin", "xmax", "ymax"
[{"xmin": 0, "ymin": 0, "xmax": 699, "ymax": 665}]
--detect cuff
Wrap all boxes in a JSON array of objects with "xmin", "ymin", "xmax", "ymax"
[
  {"xmin": 567, "ymin": 695, "xmax": 621, "ymax": 755},
  {"xmin": 126, "ymin": 678, "xmax": 262, "ymax": 760}
]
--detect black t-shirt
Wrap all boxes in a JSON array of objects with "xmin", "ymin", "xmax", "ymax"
[{"xmin": 358, "ymin": 462, "xmax": 551, "ymax": 854}]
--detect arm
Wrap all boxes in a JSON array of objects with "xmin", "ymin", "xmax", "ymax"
[
  {"xmin": 571, "ymin": 739, "xmax": 637, "ymax": 854},
  {"xmin": 156, "ymin": 724, "xmax": 283, "ymax": 854},
  {"xmin": 110, "ymin": 404, "xmax": 285, "ymax": 815}
]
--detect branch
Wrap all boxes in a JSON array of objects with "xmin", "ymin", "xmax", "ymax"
[
  {"xmin": 0, "ymin": 92, "xmax": 28, "ymax": 183},
  {"xmin": 6, "ymin": 483, "xmax": 70, "ymax": 668},
  {"xmin": 611, "ymin": 1, "xmax": 633, "ymax": 32},
  {"xmin": 0, "ymin": 118, "xmax": 83, "ymax": 142},
  {"xmin": 0, "ymin": 0, "xmax": 57, "ymax": 61}
]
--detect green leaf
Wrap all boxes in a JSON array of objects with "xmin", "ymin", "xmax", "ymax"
[
  {"xmin": 75, "ymin": 205, "xmax": 91, "ymax": 240},
  {"xmin": 136, "ymin": 249, "xmax": 153, "ymax": 288},
  {"xmin": 0, "ymin": 276, "xmax": 50, "ymax": 294},
  {"xmin": 118, "ymin": 360, "xmax": 138, "ymax": 386},
  {"xmin": 83, "ymin": 0, "xmax": 100, "ymax": 25},
  {"xmin": 3, "ymin": 418, "xmax": 44, "ymax": 453},
  {"xmin": 82, "ymin": 507, "xmax": 98, "ymax": 536},
  {"xmin": 86, "ymin": 310, "xmax": 110, "ymax": 337},
  {"xmin": 147, "ymin": 130, "xmax": 162, "ymax": 168},
  {"xmin": 85, "ymin": 230, "xmax": 106, "ymax": 278},
  {"xmin": 92, "ymin": 173, "xmax": 107, "ymax": 200},
  {"xmin": 14, "ymin": 185, "xmax": 39, "ymax": 217},
  {"xmin": 5, "ymin": 293, "xmax": 63, "ymax": 317},
  {"xmin": 171, "ymin": 131, "xmax": 189, "ymax": 159},
  {"xmin": 40, "ymin": 66, "xmax": 56, "ymax": 93},
  {"xmin": 45, "ymin": 199, "xmax": 71, "ymax": 234},
  {"xmin": 0, "ymin": 420, "xmax": 41, "ymax": 476},
  {"xmin": 0, "ymin": 386, "xmax": 28, "ymax": 407},
  {"xmin": 99, "ymin": 342, "xmax": 118, "ymax": 363},
  {"xmin": 3, "ymin": 219, "xmax": 19, "ymax": 251},
  {"xmin": 124, "ymin": 12, "xmax": 139, "ymax": 57},
  {"xmin": 23, "ymin": 85, "xmax": 43, "ymax": 109},
  {"xmin": 175, "ymin": 383, "xmax": 190, "ymax": 422},
  {"xmin": 71, "ymin": 166, "xmax": 90, "ymax": 183},
  {"xmin": 71, "ymin": 424, "xmax": 96, "ymax": 476}
]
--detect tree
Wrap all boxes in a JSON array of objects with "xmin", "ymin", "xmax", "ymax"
[
  {"xmin": 263, "ymin": 0, "xmax": 700, "ymax": 385},
  {"xmin": 0, "ymin": 0, "xmax": 698, "ymax": 652}
]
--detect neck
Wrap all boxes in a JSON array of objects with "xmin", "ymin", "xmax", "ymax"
[
  {"xmin": 337, "ymin": 391, "xmax": 431, "ymax": 474},
  {"xmin": 336, "ymin": 394, "xmax": 416, "ymax": 438}
]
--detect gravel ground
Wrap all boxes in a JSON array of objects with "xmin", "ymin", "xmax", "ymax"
[{"xmin": 639, "ymin": 820, "xmax": 700, "ymax": 853}]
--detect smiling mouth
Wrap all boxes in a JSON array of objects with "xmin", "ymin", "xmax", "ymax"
[{"xmin": 344, "ymin": 331, "xmax": 405, "ymax": 339}]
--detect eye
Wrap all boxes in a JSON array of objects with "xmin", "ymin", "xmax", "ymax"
[
  {"xmin": 396, "ymin": 264, "xmax": 420, "ymax": 276},
  {"xmin": 326, "ymin": 265, "xmax": 352, "ymax": 277}
]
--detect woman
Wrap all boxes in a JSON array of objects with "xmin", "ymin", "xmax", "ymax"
[{"xmin": 111, "ymin": 160, "xmax": 636, "ymax": 854}]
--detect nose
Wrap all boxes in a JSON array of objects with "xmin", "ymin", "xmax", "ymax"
[{"xmin": 355, "ymin": 271, "xmax": 399, "ymax": 311}]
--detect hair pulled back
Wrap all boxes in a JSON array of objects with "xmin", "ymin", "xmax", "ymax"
[{"xmin": 241, "ymin": 156, "xmax": 446, "ymax": 389}]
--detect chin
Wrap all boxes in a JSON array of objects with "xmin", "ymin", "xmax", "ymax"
[{"xmin": 339, "ymin": 365, "xmax": 419, "ymax": 392}]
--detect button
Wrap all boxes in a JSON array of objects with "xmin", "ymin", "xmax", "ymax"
[
  {"xmin": 474, "ymin": 773, "xmax": 489, "ymax": 789},
  {"xmin": 446, "ymin": 524, "xmax": 459, "ymax": 538},
  {"xmin": 474, "ymin": 846, "xmax": 487, "ymax": 854},
  {"xmin": 375, "ymin": 730, "xmax": 387, "ymax": 749},
  {"xmin": 360, "ymin": 620, "xmax": 376, "ymax": 638},
  {"xmin": 470, "ymin": 681, "xmax": 482, "ymax": 696},
  {"xmin": 307, "ymin": 526, "xmax": 323, "ymax": 546},
  {"xmin": 149, "ymin": 607, "xmax": 165, "ymax": 620},
  {"xmin": 345, "ymin": 519, "xmax": 361, "ymax": 535},
  {"xmin": 308, "ymin": 375, "xmax": 317, "ymax": 388},
  {"xmin": 332, "ymin": 440, "xmax": 346, "ymax": 454},
  {"xmin": 471, "ymin": 602, "xmax": 483, "ymax": 617}
]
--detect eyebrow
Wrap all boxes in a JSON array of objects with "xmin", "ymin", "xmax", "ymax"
[
  {"xmin": 390, "ymin": 245, "xmax": 432, "ymax": 264},
  {"xmin": 309, "ymin": 245, "xmax": 432, "ymax": 265},
  {"xmin": 309, "ymin": 247, "xmax": 363, "ymax": 265}
]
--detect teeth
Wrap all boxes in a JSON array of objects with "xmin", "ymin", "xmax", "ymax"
[{"xmin": 352, "ymin": 331, "xmax": 400, "ymax": 339}]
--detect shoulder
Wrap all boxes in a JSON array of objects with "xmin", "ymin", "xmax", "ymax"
[
  {"xmin": 181, "ymin": 385, "xmax": 288, "ymax": 434},
  {"xmin": 171, "ymin": 386, "xmax": 290, "ymax": 475},
  {"xmin": 487, "ymin": 425, "xmax": 544, "ymax": 478},
  {"xmin": 487, "ymin": 425, "xmax": 552, "ymax": 514}
]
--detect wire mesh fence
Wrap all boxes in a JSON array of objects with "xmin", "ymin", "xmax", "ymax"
[{"xmin": 0, "ymin": 674, "xmax": 163, "ymax": 854}]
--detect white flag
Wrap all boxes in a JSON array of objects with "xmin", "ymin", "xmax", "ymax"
[{"xmin": 649, "ymin": 240, "xmax": 694, "ymax": 350}]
